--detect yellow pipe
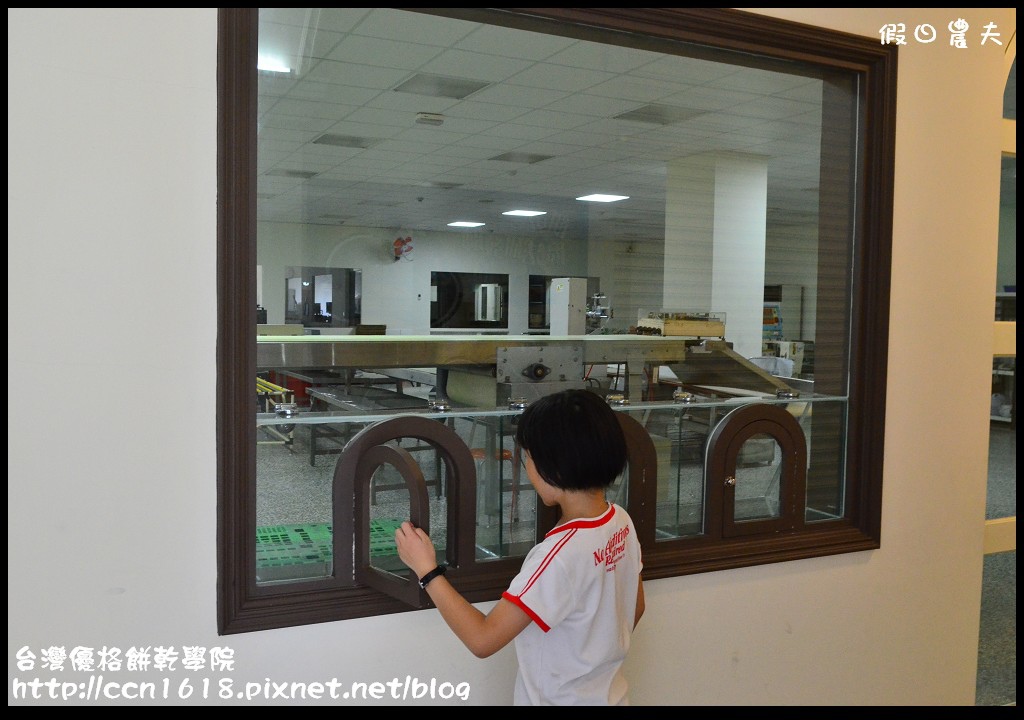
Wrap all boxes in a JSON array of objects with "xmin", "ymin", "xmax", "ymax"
[{"xmin": 256, "ymin": 377, "xmax": 289, "ymax": 394}]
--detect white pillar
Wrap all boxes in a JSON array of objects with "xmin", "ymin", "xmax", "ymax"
[{"xmin": 663, "ymin": 153, "xmax": 768, "ymax": 359}]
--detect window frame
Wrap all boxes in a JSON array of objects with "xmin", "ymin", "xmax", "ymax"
[{"xmin": 218, "ymin": 7, "xmax": 896, "ymax": 634}]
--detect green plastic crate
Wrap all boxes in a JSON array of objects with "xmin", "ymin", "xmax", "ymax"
[{"xmin": 255, "ymin": 520, "xmax": 403, "ymax": 583}]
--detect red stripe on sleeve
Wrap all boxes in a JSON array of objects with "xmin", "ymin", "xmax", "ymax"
[
  {"xmin": 502, "ymin": 592, "xmax": 551, "ymax": 632},
  {"xmin": 520, "ymin": 529, "xmax": 574, "ymax": 596}
]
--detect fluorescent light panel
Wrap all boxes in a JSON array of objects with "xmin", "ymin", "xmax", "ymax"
[
  {"xmin": 312, "ymin": 134, "xmax": 380, "ymax": 149},
  {"xmin": 394, "ymin": 73, "xmax": 490, "ymax": 100},
  {"xmin": 425, "ymin": 181, "xmax": 464, "ymax": 189},
  {"xmin": 265, "ymin": 169, "xmax": 318, "ymax": 179},
  {"xmin": 257, "ymin": 56, "xmax": 292, "ymax": 74},
  {"xmin": 576, "ymin": 194, "xmax": 629, "ymax": 203},
  {"xmin": 489, "ymin": 152, "xmax": 554, "ymax": 164},
  {"xmin": 448, "ymin": 221, "xmax": 485, "ymax": 227},
  {"xmin": 613, "ymin": 103, "xmax": 703, "ymax": 125},
  {"xmin": 502, "ymin": 210, "xmax": 546, "ymax": 217}
]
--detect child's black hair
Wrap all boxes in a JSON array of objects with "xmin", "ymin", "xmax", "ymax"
[{"xmin": 515, "ymin": 389, "xmax": 628, "ymax": 491}]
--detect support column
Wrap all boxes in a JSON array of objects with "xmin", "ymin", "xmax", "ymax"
[{"xmin": 663, "ymin": 153, "xmax": 768, "ymax": 360}]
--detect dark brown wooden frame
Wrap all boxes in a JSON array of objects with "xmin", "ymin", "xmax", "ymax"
[{"xmin": 218, "ymin": 7, "xmax": 896, "ymax": 634}]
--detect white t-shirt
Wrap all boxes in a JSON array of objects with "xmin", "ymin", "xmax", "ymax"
[{"xmin": 502, "ymin": 502, "xmax": 642, "ymax": 706}]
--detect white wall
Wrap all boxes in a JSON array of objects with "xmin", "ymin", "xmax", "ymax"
[
  {"xmin": 256, "ymin": 221, "xmax": 586, "ymax": 334},
  {"xmin": 7, "ymin": 7, "xmax": 1012, "ymax": 706}
]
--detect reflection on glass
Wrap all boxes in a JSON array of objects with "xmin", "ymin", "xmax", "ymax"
[
  {"xmin": 255, "ymin": 8, "xmax": 845, "ymax": 352},
  {"xmin": 254, "ymin": 7, "xmax": 860, "ymax": 581}
]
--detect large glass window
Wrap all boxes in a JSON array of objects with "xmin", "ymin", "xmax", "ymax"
[{"xmin": 218, "ymin": 8, "xmax": 896, "ymax": 633}]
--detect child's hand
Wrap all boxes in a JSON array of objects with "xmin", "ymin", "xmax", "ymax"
[{"xmin": 394, "ymin": 521, "xmax": 439, "ymax": 577}]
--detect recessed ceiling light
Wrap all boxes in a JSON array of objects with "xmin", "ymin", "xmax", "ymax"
[
  {"xmin": 448, "ymin": 221, "xmax": 485, "ymax": 228},
  {"xmin": 257, "ymin": 57, "xmax": 292, "ymax": 75},
  {"xmin": 502, "ymin": 210, "xmax": 547, "ymax": 217},
  {"xmin": 576, "ymin": 194, "xmax": 629, "ymax": 203}
]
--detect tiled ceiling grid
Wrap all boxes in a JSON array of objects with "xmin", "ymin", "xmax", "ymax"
[{"xmin": 255, "ymin": 8, "xmax": 828, "ymax": 238}]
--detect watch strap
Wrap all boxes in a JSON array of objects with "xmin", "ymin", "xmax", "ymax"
[{"xmin": 418, "ymin": 565, "xmax": 447, "ymax": 589}]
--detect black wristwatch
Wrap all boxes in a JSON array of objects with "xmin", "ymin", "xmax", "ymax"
[{"xmin": 418, "ymin": 565, "xmax": 447, "ymax": 589}]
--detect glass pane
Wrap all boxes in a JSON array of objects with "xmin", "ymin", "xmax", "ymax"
[
  {"xmin": 469, "ymin": 414, "xmax": 537, "ymax": 560},
  {"xmin": 364, "ymin": 439, "xmax": 449, "ymax": 577},
  {"xmin": 801, "ymin": 398, "xmax": 846, "ymax": 522},
  {"xmin": 258, "ymin": 409, "xmax": 464, "ymax": 587},
  {"xmin": 254, "ymin": 8, "xmax": 854, "ymax": 365},
  {"xmin": 431, "ymin": 272, "xmax": 510, "ymax": 330},
  {"xmin": 254, "ymin": 6, "xmax": 860, "ymax": 574},
  {"xmin": 734, "ymin": 433, "xmax": 782, "ymax": 522},
  {"xmin": 282, "ymin": 266, "xmax": 361, "ymax": 329},
  {"xmin": 256, "ymin": 413, "xmax": 333, "ymax": 584},
  {"xmin": 630, "ymin": 405, "xmax": 706, "ymax": 539}
]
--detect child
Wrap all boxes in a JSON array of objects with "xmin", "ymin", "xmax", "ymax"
[{"xmin": 394, "ymin": 388, "xmax": 645, "ymax": 706}]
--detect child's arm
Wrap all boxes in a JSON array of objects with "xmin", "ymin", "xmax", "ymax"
[{"xmin": 395, "ymin": 521, "xmax": 531, "ymax": 658}]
